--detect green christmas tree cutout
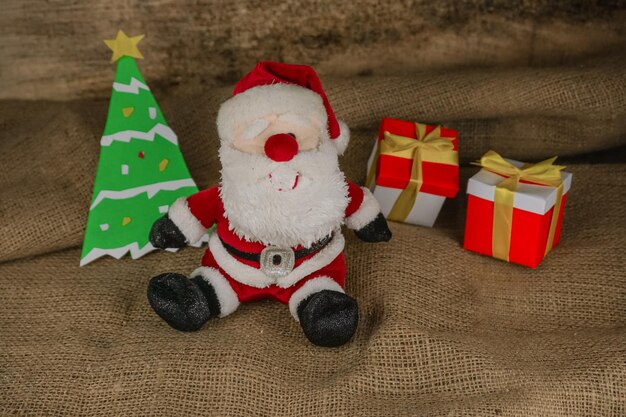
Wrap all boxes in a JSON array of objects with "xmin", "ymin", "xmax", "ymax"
[{"xmin": 81, "ymin": 31, "xmax": 201, "ymax": 266}]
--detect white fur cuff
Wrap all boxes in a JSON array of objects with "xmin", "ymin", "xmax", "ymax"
[
  {"xmin": 288, "ymin": 276, "xmax": 344, "ymax": 321},
  {"xmin": 191, "ymin": 267, "xmax": 240, "ymax": 318},
  {"xmin": 344, "ymin": 187, "xmax": 382, "ymax": 231},
  {"xmin": 168, "ymin": 197, "xmax": 207, "ymax": 244}
]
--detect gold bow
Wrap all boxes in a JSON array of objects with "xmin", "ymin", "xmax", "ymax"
[
  {"xmin": 367, "ymin": 123, "xmax": 457, "ymax": 222},
  {"xmin": 473, "ymin": 150, "xmax": 566, "ymax": 261}
]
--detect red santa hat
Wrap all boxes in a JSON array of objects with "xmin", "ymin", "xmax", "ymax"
[{"xmin": 216, "ymin": 61, "xmax": 350, "ymax": 154}]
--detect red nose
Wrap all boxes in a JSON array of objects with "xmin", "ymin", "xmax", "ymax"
[{"xmin": 264, "ymin": 134, "xmax": 299, "ymax": 162}]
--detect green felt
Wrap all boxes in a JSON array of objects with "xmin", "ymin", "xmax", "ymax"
[
  {"xmin": 114, "ymin": 56, "xmax": 147, "ymax": 85},
  {"xmin": 91, "ymin": 134, "xmax": 195, "ymax": 194},
  {"xmin": 81, "ymin": 187, "xmax": 197, "ymax": 258},
  {"xmin": 103, "ymin": 57, "xmax": 167, "ymax": 136},
  {"xmin": 81, "ymin": 55, "xmax": 198, "ymax": 264}
]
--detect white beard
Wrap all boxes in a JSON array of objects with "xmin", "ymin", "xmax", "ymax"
[{"xmin": 219, "ymin": 141, "xmax": 348, "ymax": 248}]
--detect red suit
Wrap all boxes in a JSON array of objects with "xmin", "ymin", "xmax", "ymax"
[{"xmin": 168, "ymin": 181, "xmax": 380, "ymax": 320}]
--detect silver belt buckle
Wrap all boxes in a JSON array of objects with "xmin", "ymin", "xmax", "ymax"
[{"xmin": 260, "ymin": 246, "xmax": 295, "ymax": 278}]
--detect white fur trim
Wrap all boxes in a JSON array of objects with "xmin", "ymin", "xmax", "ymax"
[
  {"xmin": 217, "ymin": 84, "xmax": 327, "ymax": 144},
  {"xmin": 191, "ymin": 267, "xmax": 240, "ymax": 318},
  {"xmin": 208, "ymin": 233, "xmax": 273, "ymax": 288},
  {"xmin": 332, "ymin": 119, "xmax": 350, "ymax": 155},
  {"xmin": 276, "ymin": 231, "xmax": 345, "ymax": 288},
  {"xmin": 288, "ymin": 276, "xmax": 344, "ymax": 321},
  {"xmin": 344, "ymin": 187, "xmax": 382, "ymax": 230},
  {"xmin": 208, "ymin": 231, "xmax": 345, "ymax": 289},
  {"xmin": 168, "ymin": 197, "xmax": 207, "ymax": 244}
]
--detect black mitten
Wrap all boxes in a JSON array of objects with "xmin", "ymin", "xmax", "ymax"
[
  {"xmin": 149, "ymin": 215, "xmax": 187, "ymax": 249},
  {"xmin": 354, "ymin": 213, "xmax": 392, "ymax": 243}
]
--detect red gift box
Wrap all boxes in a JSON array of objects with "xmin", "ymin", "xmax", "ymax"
[
  {"xmin": 366, "ymin": 118, "xmax": 460, "ymax": 226},
  {"xmin": 463, "ymin": 152, "xmax": 573, "ymax": 268},
  {"xmin": 371, "ymin": 118, "xmax": 460, "ymax": 197}
]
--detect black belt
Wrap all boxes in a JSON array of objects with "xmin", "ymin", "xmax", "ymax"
[{"xmin": 219, "ymin": 234, "xmax": 333, "ymax": 263}]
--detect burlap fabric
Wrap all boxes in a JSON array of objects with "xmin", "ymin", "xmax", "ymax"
[{"xmin": 1, "ymin": 1, "xmax": 626, "ymax": 416}]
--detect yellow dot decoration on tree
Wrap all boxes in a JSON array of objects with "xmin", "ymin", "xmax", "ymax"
[
  {"xmin": 122, "ymin": 216, "xmax": 132, "ymax": 226},
  {"xmin": 159, "ymin": 158, "xmax": 169, "ymax": 172},
  {"xmin": 122, "ymin": 107, "xmax": 135, "ymax": 117}
]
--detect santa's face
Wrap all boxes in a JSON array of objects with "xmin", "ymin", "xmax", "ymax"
[
  {"xmin": 232, "ymin": 112, "xmax": 322, "ymax": 154},
  {"xmin": 229, "ymin": 111, "xmax": 324, "ymax": 193},
  {"xmin": 218, "ymin": 111, "xmax": 349, "ymax": 248}
]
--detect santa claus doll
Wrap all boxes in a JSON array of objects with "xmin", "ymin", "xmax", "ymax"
[{"xmin": 147, "ymin": 62, "xmax": 391, "ymax": 347}]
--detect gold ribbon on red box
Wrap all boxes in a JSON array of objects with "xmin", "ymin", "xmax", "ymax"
[
  {"xmin": 473, "ymin": 150, "xmax": 566, "ymax": 261},
  {"xmin": 367, "ymin": 123, "xmax": 458, "ymax": 222}
]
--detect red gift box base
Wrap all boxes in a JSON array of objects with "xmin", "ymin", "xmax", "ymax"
[{"xmin": 463, "ymin": 194, "xmax": 568, "ymax": 268}]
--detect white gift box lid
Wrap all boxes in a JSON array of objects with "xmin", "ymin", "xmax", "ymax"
[{"xmin": 467, "ymin": 158, "xmax": 572, "ymax": 215}]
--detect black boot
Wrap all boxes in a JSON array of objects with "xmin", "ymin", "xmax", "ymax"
[
  {"xmin": 147, "ymin": 273, "xmax": 221, "ymax": 332},
  {"xmin": 297, "ymin": 290, "xmax": 359, "ymax": 347}
]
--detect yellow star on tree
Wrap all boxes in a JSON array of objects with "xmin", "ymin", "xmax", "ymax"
[{"xmin": 104, "ymin": 30, "xmax": 144, "ymax": 62}]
